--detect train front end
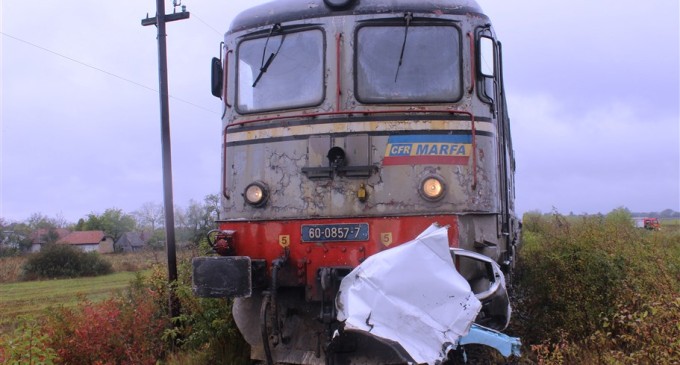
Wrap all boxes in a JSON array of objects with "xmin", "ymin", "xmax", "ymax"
[{"xmin": 193, "ymin": 0, "xmax": 520, "ymax": 363}]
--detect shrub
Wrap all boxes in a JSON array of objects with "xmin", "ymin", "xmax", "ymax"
[
  {"xmin": 0, "ymin": 247, "xmax": 21, "ymax": 258},
  {"xmin": 21, "ymin": 244, "xmax": 112, "ymax": 280},
  {"xmin": 514, "ymin": 213, "xmax": 623, "ymax": 344},
  {"xmin": 145, "ymin": 259, "xmax": 250, "ymax": 364},
  {"xmin": 513, "ymin": 210, "xmax": 680, "ymax": 364},
  {"xmin": 42, "ymin": 282, "xmax": 168, "ymax": 365},
  {"xmin": 517, "ymin": 238, "xmax": 625, "ymax": 343},
  {"xmin": 0, "ymin": 317, "xmax": 59, "ymax": 365},
  {"xmin": 529, "ymin": 292, "xmax": 680, "ymax": 365}
]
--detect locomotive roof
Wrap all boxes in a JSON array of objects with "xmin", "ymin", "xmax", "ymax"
[{"xmin": 229, "ymin": 0, "xmax": 485, "ymax": 34}]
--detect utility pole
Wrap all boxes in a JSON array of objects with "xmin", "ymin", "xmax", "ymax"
[{"xmin": 141, "ymin": 0, "xmax": 189, "ymax": 321}]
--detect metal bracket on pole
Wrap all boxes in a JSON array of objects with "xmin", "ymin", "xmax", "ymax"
[{"xmin": 141, "ymin": 11, "xmax": 190, "ymax": 27}]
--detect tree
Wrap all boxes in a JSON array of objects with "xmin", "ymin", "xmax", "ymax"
[
  {"xmin": 204, "ymin": 193, "xmax": 221, "ymax": 221},
  {"xmin": 23, "ymin": 213, "xmax": 66, "ymax": 245},
  {"xmin": 40, "ymin": 227, "xmax": 61, "ymax": 245},
  {"xmin": 184, "ymin": 199, "xmax": 209, "ymax": 246},
  {"xmin": 1, "ymin": 222, "xmax": 33, "ymax": 254},
  {"xmin": 174, "ymin": 205, "xmax": 190, "ymax": 244},
  {"xmin": 79, "ymin": 208, "xmax": 137, "ymax": 242},
  {"xmin": 147, "ymin": 229, "xmax": 166, "ymax": 250},
  {"xmin": 659, "ymin": 209, "xmax": 676, "ymax": 218},
  {"xmin": 26, "ymin": 213, "xmax": 59, "ymax": 230},
  {"xmin": 134, "ymin": 202, "xmax": 165, "ymax": 232},
  {"xmin": 605, "ymin": 206, "xmax": 632, "ymax": 226},
  {"xmin": 133, "ymin": 202, "xmax": 166, "ymax": 250},
  {"xmin": 177, "ymin": 194, "xmax": 221, "ymax": 246},
  {"xmin": 0, "ymin": 217, "xmax": 7, "ymax": 243},
  {"xmin": 74, "ymin": 218, "xmax": 86, "ymax": 231}
]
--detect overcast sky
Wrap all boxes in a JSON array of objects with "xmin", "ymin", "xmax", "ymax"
[{"xmin": 1, "ymin": 0, "xmax": 678, "ymax": 223}]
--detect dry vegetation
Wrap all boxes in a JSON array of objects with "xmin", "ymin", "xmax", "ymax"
[
  {"xmin": 1, "ymin": 214, "xmax": 679, "ymax": 364},
  {"xmin": 0, "ymin": 256, "xmax": 24, "ymax": 283},
  {"xmin": 510, "ymin": 210, "xmax": 680, "ymax": 364}
]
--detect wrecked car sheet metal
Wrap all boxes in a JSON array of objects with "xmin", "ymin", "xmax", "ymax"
[
  {"xmin": 459, "ymin": 324, "xmax": 521, "ymax": 358},
  {"xmin": 336, "ymin": 224, "xmax": 482, "ymax": 365}
]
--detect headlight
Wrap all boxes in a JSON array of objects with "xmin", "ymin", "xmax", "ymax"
[
  {"xmin": 420, "ymin": 177, "xmax": 445, "ymax": 201},
  {"xmin": 244, "ymin": 182, "xmax": 268, "ymax": 207}
]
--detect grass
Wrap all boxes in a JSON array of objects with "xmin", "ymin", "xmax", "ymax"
[
  {"xmin": 0, "ymin": 249, "xmax": 190, "ymax": 335},
  {"xmin": 0, "ymin": 271, "xmax": 143, "ymax": 334},
  {"xmin": 661, "ymin": 218, "xmax": 680, "ymax": 231}
]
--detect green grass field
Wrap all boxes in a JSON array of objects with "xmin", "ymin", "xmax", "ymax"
[
  {"xmin": 661, "ymin": 218, "xmax": 680, "ymax": 231},
  {"xmin": 0, "ymin": 271, "xmax": 142, "ymax": 333}
]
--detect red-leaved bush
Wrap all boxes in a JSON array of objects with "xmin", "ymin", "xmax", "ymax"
[{"xmin": 43, "ymin": 287, "xmax": 168, "ymax": 365}]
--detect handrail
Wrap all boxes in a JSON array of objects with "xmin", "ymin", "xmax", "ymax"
[
  {"xmin": 227, "ymin": 109, "xmax": 474, "ymax": 128},
  {"xmin": 471, "ymin": 114, "xmax": 477, "ymax": 190},
  {"xmin": 224, "ymin": 49, "xmax": 233, "ymax": 108},
  {"xmin": 222, "ymin": 128, "xmax": 230, "ymax": 199},
  {"xmin": 467, "ymin": 32, "xmax": 475, "ymax": 94},
  {"xmin": 335, "ymin": 33, "xmax": 343, "ymax": 111}
]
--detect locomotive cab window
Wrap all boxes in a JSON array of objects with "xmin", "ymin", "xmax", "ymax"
[
  {"xmin": 478, "ymin": 35, "xmax": 496, "ymax": 104},
  {"xmin": 355, "ymin": 24, "xmax": 462, "ymax": 103},
  {"xmin": 479, "ymin": 36, "xmax": 495, "ymax": 77},
  {"xmin": 236, "ymin": 28, "xmax": 325, "ymax": 113}
]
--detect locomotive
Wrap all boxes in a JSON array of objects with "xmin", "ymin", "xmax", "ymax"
[{"xmin": 193, "ymin": 0, "xmax": 520, "ymax": 363}]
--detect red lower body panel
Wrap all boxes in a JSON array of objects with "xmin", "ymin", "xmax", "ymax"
[{"xmin": 218, "ymin": 215, "xmax": 459, "ymax": 300}]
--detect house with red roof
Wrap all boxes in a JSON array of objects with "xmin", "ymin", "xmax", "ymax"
[
  {"xmin": 30, "ymin": 228, "xmax": 71, "ymax": 253},
  {"xmin": 57, "ymin": 231, "xmax": 114, "ymax": 254}
]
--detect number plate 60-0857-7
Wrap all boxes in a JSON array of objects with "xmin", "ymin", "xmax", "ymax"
[{"xmin": 301, "ymin": 223, "xmax": 369, "ymax": 242}]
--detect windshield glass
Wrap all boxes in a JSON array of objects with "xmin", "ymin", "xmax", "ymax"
[
  {"xmin": 237, "ymin": 29, "xmax": 324, "ymax": 113},
  {"xmin": 356, "ymin": 25, "xmax": 461, "ymax": 103}
]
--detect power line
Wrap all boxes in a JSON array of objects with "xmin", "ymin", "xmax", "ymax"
[
  {"xmin": 0, "ymin": 31, "xmax": 219, "ymax": 115},
  {"xmin": 191, "ymin": 12, "xmax": 223, "ymax": 37}
]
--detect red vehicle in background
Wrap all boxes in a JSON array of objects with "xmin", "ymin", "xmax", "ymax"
[
  {"xmin": 633, "ymin": 217, "xmax": 661, "ymax": 230},
  {"xmin": 644, "ymin": 218, "xmax": 661, "ymax": 230}
]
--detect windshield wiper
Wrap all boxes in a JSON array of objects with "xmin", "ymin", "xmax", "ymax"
[
  {"xmin": 394, "ymin": 12, "xmax": 413, "ymax": 82},
  {"xmin": 253, "ymin": 23, "xmax": 284, "ymax": 87}
]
